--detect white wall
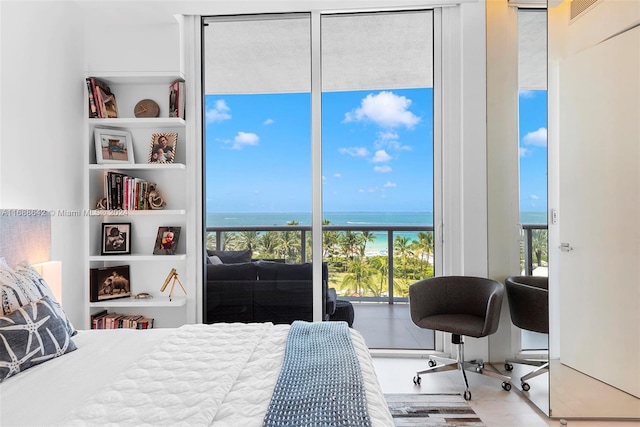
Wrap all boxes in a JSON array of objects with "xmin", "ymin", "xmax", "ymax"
[
  {"xmin": 0, "ymin": 0, "xmax": 85, "ymax": 327},
  {"xmin": 485, "ymin": 0, "xmax": 522, "ymax": 363}
]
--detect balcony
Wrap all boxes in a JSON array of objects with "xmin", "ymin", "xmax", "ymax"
[
  {"xmin": 206, "ymin": 223, "xmax": 547, "ymax": 298},
  {"xmin": 205, "ymin": 223, "xmax": 547, "ymax": 349}
]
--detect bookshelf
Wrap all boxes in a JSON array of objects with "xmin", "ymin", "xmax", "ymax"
[{"xmin": 84, "ymin": 72, "xmax": 190, "ymax": 329}]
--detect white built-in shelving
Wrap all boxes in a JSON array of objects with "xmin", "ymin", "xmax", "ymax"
[{"xmin": 84, "ymin": 71, "xmax": 191, "ymax": 329}]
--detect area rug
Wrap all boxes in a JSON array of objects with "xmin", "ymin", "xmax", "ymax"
[{"xmin": 384, "ymin": 393, "xmax": 486, "ymax": 426}]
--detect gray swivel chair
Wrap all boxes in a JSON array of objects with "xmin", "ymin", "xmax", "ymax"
[
  {"xmin": 504, "ymin": 275, "xmax": 549, "ymax": 391},
  {"xmin": 409, "ymin": 276, "xmax": 512, "ymax": 400}
]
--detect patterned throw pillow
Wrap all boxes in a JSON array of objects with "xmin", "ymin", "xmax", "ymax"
[
  {"xmin": 0, "ymin": 296, "xmax": 77, "ymax": 382},
  {"xmin": 0, "ymin": 259, "xmax": 76, "ymax": 337}
]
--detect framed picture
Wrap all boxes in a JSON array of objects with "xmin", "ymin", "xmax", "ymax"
[
  {"xmin": 153, "ymin": 226, "xmax": 181, "ymax": 255},
  {"xmin": 148, "ymin": 132, "xmax": 177, "ymax": 164},
  {"xmin": 89, "ymin": 265, "xmax": 131, "ymax": 302},
  {"xmin": 94, "ymin": 128, "xmax": 134, "ymax": 164},
  {"xmin": 101, "ymin": 223, "xmax": 131, "ymax": 255}
]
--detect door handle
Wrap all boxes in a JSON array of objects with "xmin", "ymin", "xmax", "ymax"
[{"xmin": 559, "ymin": 242, "xmax": 573, "ymax": 252}]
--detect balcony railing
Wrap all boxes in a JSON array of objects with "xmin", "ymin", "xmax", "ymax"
[{"xmin": 205, "ymin": 223, "xmax": 548, "ymax": 303}]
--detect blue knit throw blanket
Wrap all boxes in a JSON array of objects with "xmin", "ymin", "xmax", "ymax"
[{"xmin": 263, "ymin": 321, "xmax": 372, "ymax": 427}]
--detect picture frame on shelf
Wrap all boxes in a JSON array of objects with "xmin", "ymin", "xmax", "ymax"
[
  {"xmin": 101, "ymin": 223, "xmax": 131, "ymax": 255},
  {"xmin": 153, "ymin": 226, "xmax": 181, "ymax": 255},
  {"xmin": 148, "ymin": 132, "xmax": 177, "ymax": 164},
  {"xmin": 89, "ymin": 265, "xmax": 131, "ymax": 302},
  {"xmin": 94, "ymin": 128, "xmax": 134, "ymax": 164}
]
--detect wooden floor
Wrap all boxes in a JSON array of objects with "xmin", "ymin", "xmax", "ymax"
[
  {"xmin": 352, "ymin": 303, "xmax": 640, "ymax": 426},
  {"xmin": 372, "ymin": 356, "xmax": 640, "ymax": 427}
]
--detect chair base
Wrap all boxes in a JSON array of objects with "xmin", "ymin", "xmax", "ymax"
[
  {"xmin": 505, "ymin": 358, "xmax": 549, "ymax": 391},
  {"xmin": 413, "ymin": 335, "xmax": 511, "ymax": 400}
]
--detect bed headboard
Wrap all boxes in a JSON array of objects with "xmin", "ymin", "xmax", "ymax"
[{"xmin": 0, "ymin": 209, "xmax": 51, "ymax": 266}]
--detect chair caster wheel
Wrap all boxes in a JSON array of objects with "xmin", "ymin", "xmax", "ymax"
[
  {"xmin": 413, "ymin": 375, "xmax": 421, "ymax": 385},
  {"xmin": 428, "ymin": 359, "xmax": 437, "ymax": 367},
  {"xmin": 463, "ymin": 390, "xmax": 472, "ymax": 401},
  {"xmin": 502, "ymin": 382, "xmax": 512, "ymax": 391},
  {"xmin": 522, "ymin": 382, "xmax": 530, "ymax": 391},
  {"xmin": 505, "ymin": 363, "xmax": 513, "ymax": 371}
]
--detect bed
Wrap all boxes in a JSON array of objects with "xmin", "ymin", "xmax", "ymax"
[{"xmin": 0, "ymin": 211, "xmax": 394, "ymax": 426}]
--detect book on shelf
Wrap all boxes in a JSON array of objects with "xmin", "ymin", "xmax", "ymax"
[
  {"xmin": 86, "ymin": 79, "xmax": 98, "ymax": 118},
  {"xmin": 86, "ymin": 77, "xmax": 118, "ymax": 119},
  {"xmin": 169, "ymin": 79, "xmax": 185, "ymax": 119},
  {"xmin": 103, "ymin": 172, "xmax": 159, "ymax": 211},
  {"xmin": 91, "ymin": 311, "xmax": 154, "ymax": 330}
]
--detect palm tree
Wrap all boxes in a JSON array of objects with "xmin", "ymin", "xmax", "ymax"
[
  {"xmin": 236, "ymin": 230, "xmax": 260, "ymax": 252},
  {"xmin": 278, "ymin": 230, "xmax": 301, "ymax": 262},
  {"xmin": 205, "ymin": 232, "xmax": 216, "ymax": 250},
  {"xmin": 339, "ymin": 231, "xmax": 361, "ymax": 265},
  {"xmin": 342, "ymin": 257, "xmax": 375, "ymax": 296},
  {"xmin": 368, "ymin": 256, "xmax": 389, "ymax": 296},
  {"xmin": 531, "ymin": 229, "xmax": 548, "ymax": 268},
  {"xmin": 322, "ymin": 220, "xmax": 340, "ymax": 258},
  {"xmin": 413, "ymin": 231, "xmax": 434, "ymax": 278},
  {"xmin": 258, "ymin": 231, "xmax": 280, "ymax": 258},
  {"xmin": 394, "ymin": 235, "xmax": 414, "ymax": 280},
  {"xmin": 358, "ymin": 231, "xmax": 377, "ymax": 257}
]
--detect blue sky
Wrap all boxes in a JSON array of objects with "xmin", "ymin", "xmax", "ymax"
[
  {"xmin": 518, "ymin": 90, "xmax": 548, "ymax": 213},
  {"xmin": 205, "ymin": 88, "xmax": 546, "ymax": 215}
]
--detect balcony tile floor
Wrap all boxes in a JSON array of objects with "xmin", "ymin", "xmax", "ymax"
[{"xmin": 351, "ymin": 302, "xmax": 434, "ymax": 350}]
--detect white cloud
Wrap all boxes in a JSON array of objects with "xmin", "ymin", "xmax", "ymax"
[
  {"xmin": 519, "ymin": 90, "xmax": 535, "ymax": 99},
  {"xmin": 383, "ymin": 181, "xmax": 397, "ymax": 188},
  {"xmin": 263, "ymin": 118, "xmax": 274, "ymax": 125},
  {"xmin": 206, "ymin": 99, "xmax": 231, "ymax": 122},
  {"xmin": 374, "ymin": 165, "xmax": 392, "ymax": 173},
  {"xmin": 519, "ymin": 147, "xmax": 530, "ymax": 157},
  {"xmin": 344, "ymin": 91, "xmax": 420, "ymax": 128},
  {"xmin": 530, "ymin": 194, "xmax": 539, "ymax": 200},
  {"xmin": 334, "ymin": 173, "xmax": 342, "ymax": 178},
  {"xmin": 231, "ymin": 132, "xmax": 259, "ymax": 149},
  {"xmin": 372, "ymin": 150, "xmax": 392, "ymax": 163},
  {"xmin": 523, "ymin": 127, "xmax": 547, "ymax": 147},
  {"xmin": 373, "ymin": 131, "xmax": 410, "ymax": 151},
  {"xmin": 338, "ymin": 147, "xmax": 370, "ymax": 157}
]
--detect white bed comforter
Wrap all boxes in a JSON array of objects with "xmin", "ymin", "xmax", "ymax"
[{"xmin": 0, "ymin": 323, "xmax": 393, "ymax": 427}]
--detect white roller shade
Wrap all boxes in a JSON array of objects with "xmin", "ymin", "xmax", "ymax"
[
  {"xmin": 203, "ymin": 11, "xmax": 433, "ymax": 94},
  {"xmin": 321, "ymin": 11, "xmax": 433, "ymax": 92},
  {"xmin": 518, "ymin": 9, "xmax": 547, "ymax": 90},
  {"xmin": 203, "ymin": 15, "xmax": 311, "ymax": 95}
]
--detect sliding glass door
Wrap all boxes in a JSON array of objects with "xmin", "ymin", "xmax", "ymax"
[
  {"xmin": 203, "ymin": 14, "xmax": 312, "ymax": 261},
  {"xmin": 203, "ymin": 10, "xmax": 437, "ymax": 349},
  {"xmin": 320, "ymin": 12, "xmax": 434, "ymax": 307}
]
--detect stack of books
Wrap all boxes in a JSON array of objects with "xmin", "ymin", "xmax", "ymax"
[
  {"xmin": 169, "ymin": 79, "xmax": 185, "ymax": 119},
  {"xmin": 103, "ymin": 171, "xmax": 159, "ymax": 210},
  {"xmin": 86, "ymin": 77, "xmax": 118, "ymax": 118},
  {"xmin": 91, "ymin": 310, "xmax": 154, "ymax": 329}
]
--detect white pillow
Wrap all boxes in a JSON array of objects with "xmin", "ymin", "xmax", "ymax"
[
  {"xmin": 0, "ymin": 260, "xmax": 76, "ymax": 336},
  {"xmin": 208, "ymin": 255, "xmax": 223, "ymax": 265}
]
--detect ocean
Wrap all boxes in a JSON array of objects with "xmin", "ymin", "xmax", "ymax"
[
  {"xmin": 206, "ymin": 211, "xmax": 548, "ymax": 227},
  {"xmin": 207, "ymin": 211, "xmax": 547, "ymax": 255}
]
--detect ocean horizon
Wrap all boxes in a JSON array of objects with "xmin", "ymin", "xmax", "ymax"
[
  {"xmin": 207, "ymin": 211, "xmax": 547, "ymax": 255},
  {"xmin": 206, "ymin": 211, "xmax": 548, "ymax": 227}
]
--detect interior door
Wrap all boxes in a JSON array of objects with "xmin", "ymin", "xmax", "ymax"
[{"xmin": 557, "ymin": 24, "xmax": 639, "ymax": 397}]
